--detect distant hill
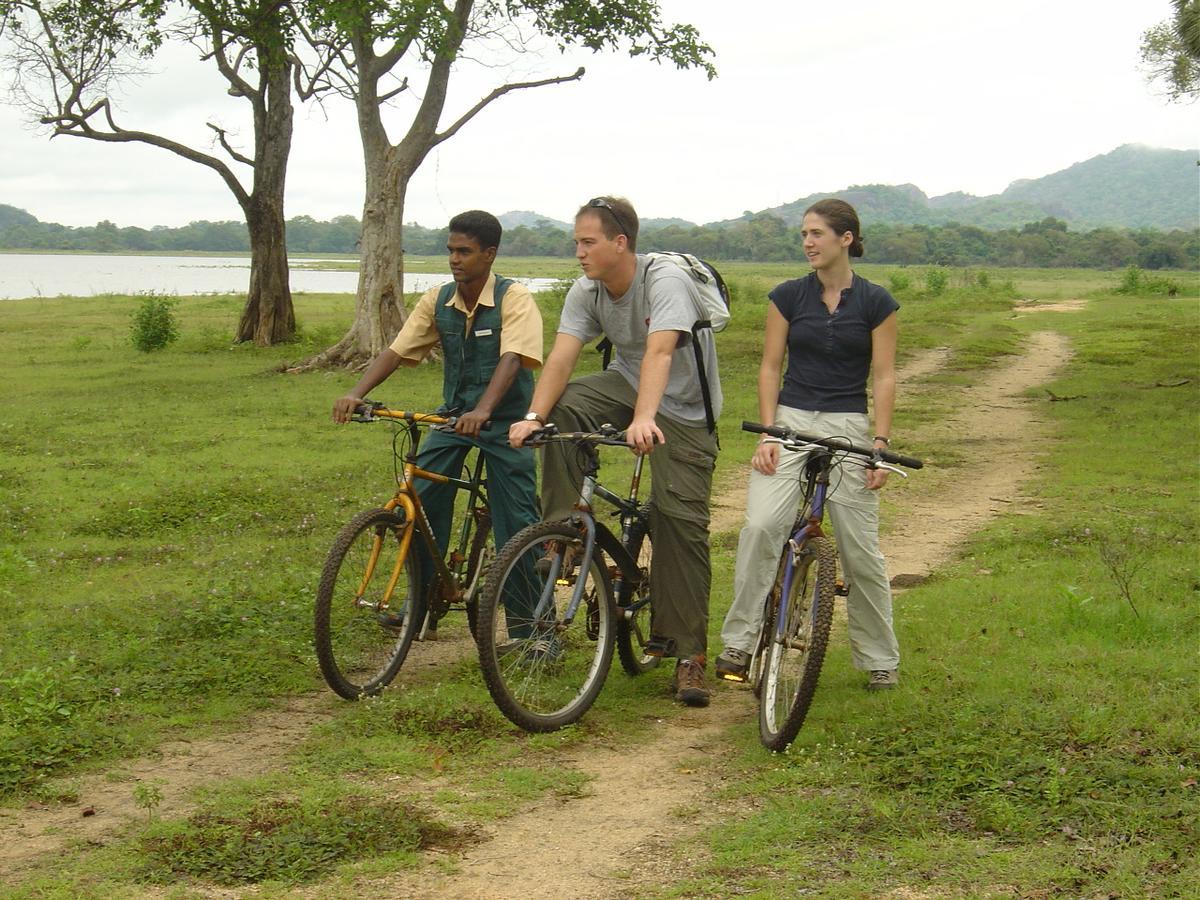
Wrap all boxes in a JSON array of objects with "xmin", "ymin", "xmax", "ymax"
[
  {"xmin": 730, "ymin": 145, "xmax": 1197, "ymax": 231},
  {"xmin": 498, "ymin": 210, "xmax": 570, "ymax": 231},
  {"xmin": 0, "ymin": 204, "xmax": 38, "ymax": 228},
  {"xmin": 642, "ymin": 217, "xmax": 697, "ymax": 230}
]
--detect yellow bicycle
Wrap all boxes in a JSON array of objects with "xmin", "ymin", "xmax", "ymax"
[{"xmin": 314, "ymin": 405, "xmax": 492, "ymax": 699}]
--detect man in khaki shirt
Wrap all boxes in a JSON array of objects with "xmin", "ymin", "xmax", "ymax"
[{"xmin": 333, "ymin": 210, "xmax": 543, "ymax": 634}]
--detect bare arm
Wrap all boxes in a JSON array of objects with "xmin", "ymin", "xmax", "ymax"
[
  {"xmin": 751, "ymin": 304, "xmax": 789, "ymax": 475},
  {"xmin": 866, "ymin": 312, "xmax": 898, "ymax": 490},
  {"xmin": 332, "ymin": 349, "xmax": 406, "ymax": 423},
  {"xmin": 508, "ymin": 333, "xmax": 584, "ymax": 447},
  {"xmin": 456, "ymin": 351, "xmax": 523, "ymax": 437},
  {"xmin": 626, "ymin": 329, "xmax": 682, "ymax": 454}
]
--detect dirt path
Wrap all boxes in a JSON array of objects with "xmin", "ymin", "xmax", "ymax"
[
  {"xmin": 2, "ymin": 331, "xmax": 1072, "ymax": 895},
  {"xmin": 345, "ymin": 332, "xmax": 1074, "ymax": 899}
]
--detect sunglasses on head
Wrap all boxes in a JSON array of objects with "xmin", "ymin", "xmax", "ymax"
[{"xmin": 587, "ymin": 197, "xmax": 631, "ymax": 240}]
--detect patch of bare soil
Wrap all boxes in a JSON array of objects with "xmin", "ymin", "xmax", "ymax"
[
  {"xmin": 3, "ymin": 334, "xmax": 1071, "ymax": 897},
  {"xmin": 1012, "ymin": 298, "xmax": 1088, "ymax": 315}
]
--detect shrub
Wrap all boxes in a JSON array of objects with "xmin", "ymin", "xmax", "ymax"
[
  {"xmin": 1115, "ymin": 264, "xmax": 1181, "ymax": 297},
  {"xmin": 888, "ymin": 272, "xmax": 911, "ymax": 293},
  {"xmin": 925, "ymin": 267, "xmax": 949, "ymax": 296},
  {"xmin": 130, "ymin": 296, "xmax": 180, "ymax": 352}
]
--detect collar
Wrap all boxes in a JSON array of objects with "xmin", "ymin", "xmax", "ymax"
[{"xmin": 443, "ymin": 274, "xmax": 497, "ymax": 314}]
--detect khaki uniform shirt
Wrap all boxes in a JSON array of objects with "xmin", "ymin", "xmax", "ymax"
[{"xmin": 390, "ymin": 274, "xmax": 543, "ymax": 368}]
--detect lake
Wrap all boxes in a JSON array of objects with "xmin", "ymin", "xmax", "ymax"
[{"xmin": 0, "ymin": 253, "xmax": 559, "ymax": 300}]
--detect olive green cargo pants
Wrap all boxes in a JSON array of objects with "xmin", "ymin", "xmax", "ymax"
[{"xmin": 540, "ymin": 370, "xmax": 717, "ymax": 659}]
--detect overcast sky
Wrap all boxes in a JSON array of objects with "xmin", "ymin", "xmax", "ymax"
[{"xmin": 0, "ymin": 0, "xmax": 1194, "ymax": 230}]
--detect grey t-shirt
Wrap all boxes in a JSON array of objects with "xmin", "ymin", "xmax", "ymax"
[{"xmin": 559, "ymin": 255, "xmax": 723, "ymax": 427}]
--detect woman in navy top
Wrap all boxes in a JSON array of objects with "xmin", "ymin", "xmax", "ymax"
[{"xmin": 716, "ymin": 199, "xmax": 903, "ymax": 691}]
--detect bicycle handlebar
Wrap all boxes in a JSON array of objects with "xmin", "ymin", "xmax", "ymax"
[
  {"xmin": 352, "ymin": 402, "xmax": 490, "ymax": 430},
  {"xmin": 742, "ymin": 421, "xmax": 923, "ymax": 470},
  {"xmin": 521, "ymin": 423, "xmax": 631, "ymax": 448}
]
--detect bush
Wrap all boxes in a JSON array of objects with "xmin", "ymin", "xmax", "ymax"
[
  {"xmin": 925, "ymin": 267, "xmax": 949, "ymax": 296},
  {"xmin": 888, "ymin": 272, "xmax": 911, "ymax": 293},
  {"xmin": 130, "ymin": 296, "xmax": 180, "ymax": 352},
  {"xmin": 1114, "ymin": 265, "xmax": 1181, "ymax": 297}
]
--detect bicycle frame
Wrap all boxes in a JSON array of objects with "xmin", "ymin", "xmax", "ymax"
[
  {"xmin": 773, "ymin": 449, "xmax": 834, "ymax": 645},
  {"xmin": 532, "ymin": 437, "xmax": 648, "ymax": 628},
  {"xmin": 360, "ymin": 409, "xmax": 490, "ymax": 613}
]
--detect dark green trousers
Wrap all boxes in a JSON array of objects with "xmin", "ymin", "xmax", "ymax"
[
  {"xmin": 541, "ymin": 370, "xmax": 717, "ymax": 658},
  {"xmin": 415, "ymin": 426, "xmax": 539, "ymax": 631}
]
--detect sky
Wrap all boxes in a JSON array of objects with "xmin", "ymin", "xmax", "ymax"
[{"xmin": 0, "ymin": 0, "xmax": 1195, "ymax": 230}]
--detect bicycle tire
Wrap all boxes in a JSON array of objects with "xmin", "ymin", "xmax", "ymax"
[
  {"xmin": 314, "ymin": 508, "xmax": 426, "ymax": 700},
  {"xmin": 462, "ymin": 508, "xmax": 493, "ymax": 638},
  {"xmin": 759, "ymin": 536, "xmax": 836, "ymax": 751},
  {"xmin": 615, "ymin": 529, "xmax": 661, "ymax": 675},
  {"xmin": 748, "ymin": 565, "xmax": 778, "ymax": 700},
  {"xmin": 475, "ymin": 520, "xmax": 616, "ymax": 732}
]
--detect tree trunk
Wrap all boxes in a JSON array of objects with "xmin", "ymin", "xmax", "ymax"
[
  {"xmin": 299, "ymin": 113, "xmax": 412, "ymax": 369},
  {"xmin": 235, "ymin": 47, "xmax": 295, "ymax": 345},
  {"xmin": 237, "ymin": 198, "xmax": 294, "ymax": 344}
]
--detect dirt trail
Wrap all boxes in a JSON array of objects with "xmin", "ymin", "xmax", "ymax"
[{"xmin": 3, "ymin": 330, "xmax": 1072, "ymax": 896}]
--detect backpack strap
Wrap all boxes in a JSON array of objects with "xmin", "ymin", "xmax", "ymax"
[
  {"xmin": 593, "ymin": 281, "xmax": 613, "ymax": 369},
  {"xmin": 642, "ymin": 256, "xmax": 719, "ymax": 439}
]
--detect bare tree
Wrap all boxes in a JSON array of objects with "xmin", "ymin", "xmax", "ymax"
[
  {"xmin": 1, "ymin": 0, "xmax": 322, "ymax": 345},
  {"xmin": 293, "ymin": 0, "xmax": 715, "ymax": 369}
]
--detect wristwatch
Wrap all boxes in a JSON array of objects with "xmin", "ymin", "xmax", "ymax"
[{"xmin": 523, "ymin": 412, "xmax": 546, "ymax": 425}]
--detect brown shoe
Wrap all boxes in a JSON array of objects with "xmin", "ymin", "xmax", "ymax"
[{"xmin": 674, "ymin": 656, "xmax": 711, "ymax": 707}]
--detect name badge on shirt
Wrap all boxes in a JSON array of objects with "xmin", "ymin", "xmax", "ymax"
[{"xmin": 475, "ymin": 328, "xmax": 494, "ymax": 337}]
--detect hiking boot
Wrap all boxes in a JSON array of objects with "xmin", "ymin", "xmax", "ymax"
[
  {"xmin": 866, "ymin": 669, "xmax": 899, "ymax": 691},
  {"xmin": 714, "ymin": 647, "xmax": 751, "ymax": 683},
  {"xmin": 674, "ymin": 656, "xmax": 711, "ymax": 707}
]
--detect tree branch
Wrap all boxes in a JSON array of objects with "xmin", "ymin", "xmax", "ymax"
[
  {"xmin": 432, "ymin": 66, "xmax": 583, "ymax": 148},
  {"xmin": 208, "ymin": 122, "xmax": 254, "ymax": 166},
  {"xmin": 42, "ymin": 97, "xmax": 251, "ymax": 210}
]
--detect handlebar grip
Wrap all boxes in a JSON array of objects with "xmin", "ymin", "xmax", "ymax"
[
  {"xmin": 742, "ymin": 420, "xmax": 923, "ymax": 469},
  {"xmin": 741, "ymin": 420, "xmax": 790, "ymax": 439},
  {"xmin": 885, "ymin": 451, "xmax": 923, "ymax": 470}
]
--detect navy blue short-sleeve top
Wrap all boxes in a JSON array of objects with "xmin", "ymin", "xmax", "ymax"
[{"xmin": 770, "ymin": 272, "xmax": 899, "ymax": 414}]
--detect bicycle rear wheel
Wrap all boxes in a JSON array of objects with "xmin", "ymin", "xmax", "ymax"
[
  {"xmin": 616, "ymin": 529, "xmax": 660, "ymax": 675},
  {"xmin": 475, "ymin": 520, "xmax": 616, "ymax": 732},
  {"xmin": 314, "ymin": 508, "xmax": 426, "ymax": 699},
  {"xmin": 759, "ymin": 536, "xmax": 835, "ymax": 751}
]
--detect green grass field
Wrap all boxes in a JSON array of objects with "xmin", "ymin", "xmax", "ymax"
[{"xmin": 1, "ymin": 262, "xmax": 1197, "ymax": 896}]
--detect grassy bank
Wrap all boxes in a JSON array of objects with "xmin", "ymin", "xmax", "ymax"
[{"xmin": 2, "ymin": 265, "xmax": 1197, "ymax": 895}]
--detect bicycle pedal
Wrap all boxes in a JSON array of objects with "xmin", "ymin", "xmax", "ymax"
[
  {"xmin": 643, "ymin": 635, "xmax": 675, "ymax": 658},
  {"xmin": 834, "ymin": 581, "xmax": 849, "ymax": 597}
]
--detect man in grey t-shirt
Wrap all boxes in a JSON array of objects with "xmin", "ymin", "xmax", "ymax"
[{"xmin": 509, "ymin": 196, "xmax": 721, "ymax": 707}]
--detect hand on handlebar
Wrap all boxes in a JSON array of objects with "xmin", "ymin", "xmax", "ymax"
[
  {"xmin": 508, "ymin": 418, "xmax": 542, "ymax": 448},
  {"xmin": 626, "ymin": 419, "xmax": 664, "ymax": 455},
  {"xmin": 455, "ymin": 407, "xmax": 489, "ymax": 438},
  {"xmin": 332, "ymin": 395, "xmax": 364, "ymax": 424},
  {"xmin": 751, "ymin": 438, "xmax": 781, "ymax": 476}
]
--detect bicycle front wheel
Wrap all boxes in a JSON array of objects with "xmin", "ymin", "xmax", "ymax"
[
  {"xmin": 759, "ymin": 536, "xmax": 836, "ymax": 751},
  {"xmin": 475, "ymin": 521, "xmax": 616, "ymax": 732},
  {"xmin": 314, "ymin": 508, "xmax": 426, "ymax": 700},
  {"xmin": 616, "ymin": 529, "xmax": 660, "ymax": 675}
]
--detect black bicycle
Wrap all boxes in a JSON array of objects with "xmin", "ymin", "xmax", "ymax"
[{"xmin": 473, "ymin": 424, "xmax": 660, "ymax": 732}]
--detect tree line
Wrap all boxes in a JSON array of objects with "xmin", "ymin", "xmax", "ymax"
[{"xmin": 2, "ymin": 213, "xmax": 1194, "ymax": 270}]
